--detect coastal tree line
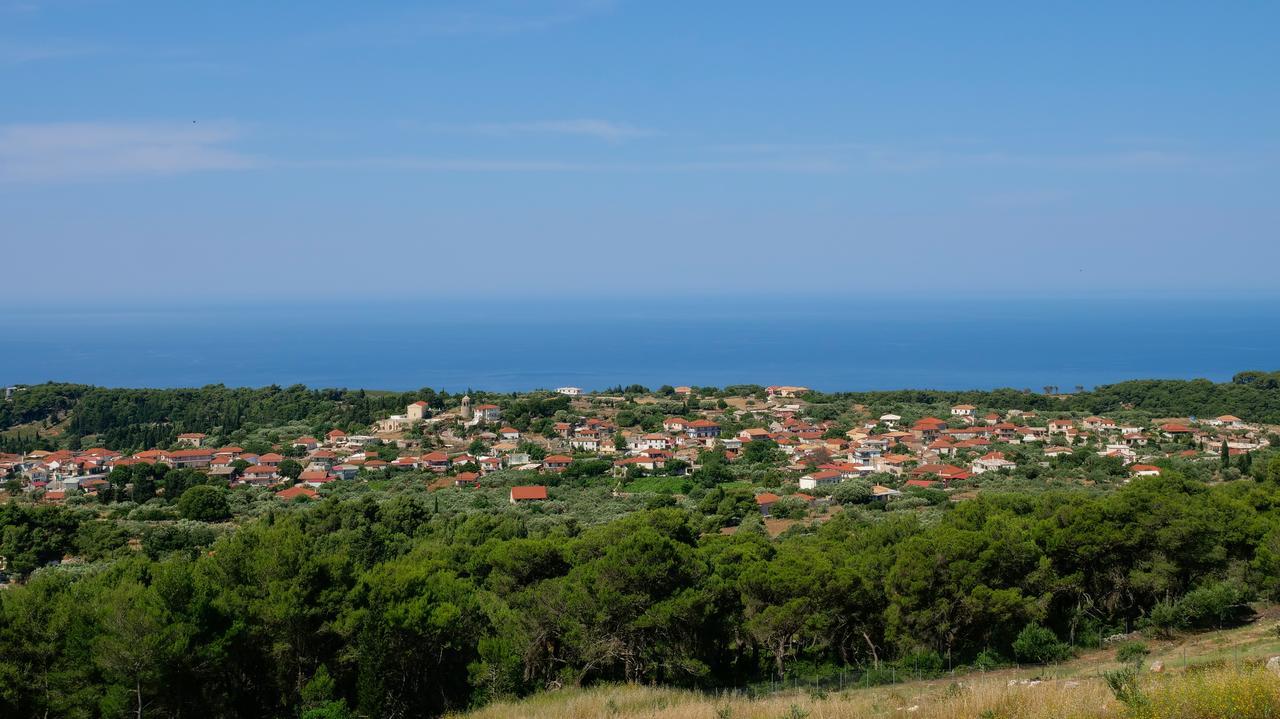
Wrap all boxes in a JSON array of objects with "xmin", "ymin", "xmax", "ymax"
[{"xmin": 6, "ymin": 372, "xmax": 1280, "ymax": 453}]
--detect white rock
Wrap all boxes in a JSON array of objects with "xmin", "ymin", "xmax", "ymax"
[
  {"xmin": 1266, "ymin": 656, "xmax": 1280, "ymax": 675},
  {"xmin": 1149, "ymin": 660, "xmax": 1164, "ymax": 673}
]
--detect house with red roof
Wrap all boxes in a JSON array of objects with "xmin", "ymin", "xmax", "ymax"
[
  {"xmin": 421, "ymin": 451, "xmax": 451, "ymax": 472},
  {"xmin": 390, "ymin": 456, "xmax": 421, "ymax": 469},
  {"xmin": 298, "ymin": 470, "xmax": 334, "ymax": 487},
  {"xmin": 911, "ymin": 463, "xmax": 971, "ymax": 484},
  {"xmin": 798, "ymin": 469, "xmax": 842, "ymax": 490},
  {"xmin": 543, "ymin": 455, "xmax": 573, "ymax": 472},
  {"xmin": 755, "ymin": 492, "xmax": 781, "ymax": 516},
  {"xmin": 1048, "ymin": 419, "xmax": 1074, "ymax": 434},
  {"xmin": 637, "ymin": 433, "xmax": 672, "ymax": 450},
  {"xmin": 687, "ymin": 419, "xmax": 721, "ymax": 439},
  {"xmin": 276, "ymin": 485, "xmax": 318, "ymax": 501},
  {"xmin": 570, "ymin": 434, "xmax": 600, "ymax": 451},
  {"xmin": 663, "ymin": 418, "xmax": 690, "ymax": 433},
  {"xmin": 614, "ymin": 456, "xmax": 667, "ymax": 473},
  {"xmin": 240, "ymin": 465, "xmax": 279, "ymax": 486},
  {"xmin": 911, "ymin": 417, "xmax": 947, "ymax": 442},
  {"xmin": 1159, "ymin": 423, "xmax": 1193, "ymax": 436},
  {"xmin": 509, "ymin": 485, "xmax": 548, "ymax": 503},
  {"xmin": 971, "ymin": 451, "xmax": 1016, "ymax": 474},
  {"xmin": 134, "ymin": 449, "xmax": 170, "ymax": 463},
  {"xmin": 258, "ymin": 453, "xmax": 284, "ymax": 467},
  {"xmin": 168, "ymin": 448, "xmax": 214, "ymax": 469}
]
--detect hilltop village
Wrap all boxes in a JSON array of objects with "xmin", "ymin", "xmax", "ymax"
[{"xmin": 3, "ymin": 384, "xmax": 1273, "ymax": 522}]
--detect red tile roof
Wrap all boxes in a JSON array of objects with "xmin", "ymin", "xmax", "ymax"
[
  {"xmin": 276, "ymin": 486, "xmax": 318, "ymax": 501},
  {"xmin": 510, "ymin": 485, "xmax": 548, "ymax": 501}
]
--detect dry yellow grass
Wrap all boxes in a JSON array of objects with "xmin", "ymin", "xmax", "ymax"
[{"xmin": 456, "ymin": 664, "xmax": 1280, "ymax": 719}]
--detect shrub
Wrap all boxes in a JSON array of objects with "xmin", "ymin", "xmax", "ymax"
[
  {"xmin": 1103, "ymin": 667, "xmax": 1146, "ymax": 710},
  {"xmin": 884, "ymin": 496, "xmax": 931, "ymax": 511},
  {"xmin": 770, "ymin": 496, "xmax": 809, "ymax": 519},
  {"xmin": 830, "ymin": 480, "xmax": 871, "ymax": 505},
  {"xmin": 1115, "ymin": 641, "xmax": 1150, "ymax": 664},
  {"xmin": 1146, "ymin": 598, "xmax": 1183, "ymax": 637},
  {"xmin": 142, "ymin": 520, "xmax": 216, "ymax": 559},
  {"xmin": 127, "ymin": 505, "xmax": 175, "ymax": 521},
  {"xmin": 895, "ymin": 649, "xmax": 944, "ymax": 678},
  {"xmin": 1178, "ymin": 580, "xmax": 1251, "ymax": 628},
  {"xmin": 177, "ymin": 484, "xmax": 231, "ymax": 522},
  {"xmin": 1012, "ymin": 622, "xmax": 1071, "ymax": 664},
  {"xmin": 972, "ymin": 649, "xmax": 1006, "ymax": 671}
]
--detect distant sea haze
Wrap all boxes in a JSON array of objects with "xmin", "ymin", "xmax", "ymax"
[{"xmin": 2, "ymin": 297, "xmax": 1277, "ymax": 392}]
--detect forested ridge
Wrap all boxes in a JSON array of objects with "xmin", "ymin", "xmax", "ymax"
[
  {"xmin": 815, "ymin": 370, "xmax": 1280, "ymax": 423},
  {"xmin": 2, "ymin": 471, "xmax": 1280, "ymax": 718},
  {"xmin": 0, "ymin": 383, "xmax": 453, "ymax": 451}
]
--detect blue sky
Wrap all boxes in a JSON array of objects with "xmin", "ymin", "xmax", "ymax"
[{"xmin": 3, "ymin": 0, "xmax": 1278, "ymax": 301}]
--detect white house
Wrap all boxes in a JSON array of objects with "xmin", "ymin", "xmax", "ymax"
[
  {"xmin": 971, "ymin": 451, "xmax": 1016, "ymax": 474},
  {"xmin": 569, "ymin": 436, "xmax": 600, "ymax": 451},
  {"xmin": 798, "ymin": 470, "xmax": 842, "ymax": 490},
  {"xmin": 556, "ymin": 387, "xmax": 583, "ymax": 396}
]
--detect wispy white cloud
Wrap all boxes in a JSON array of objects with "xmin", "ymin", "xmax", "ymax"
[{"xmin": 0, "ymin": 121, "xmax": 258, "ymax": 182}]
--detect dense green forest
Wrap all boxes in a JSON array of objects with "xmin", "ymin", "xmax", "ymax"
[
  {"xmin": 0, "ymin": 384, "xmax": 454, "ymax": 451},
  {"xmin": 812, "ymin": 371, "xmax": 1280, "ymax": 423},
  {"xmin": 5, "ymin": 371, "xmax": 1280, "ymax": 453},
  {"xmin": 2, "ymin": 471, "xmax": 1279, "ymax": 718}
]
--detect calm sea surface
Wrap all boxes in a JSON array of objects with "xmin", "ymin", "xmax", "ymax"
[{"xmin": 1, "ymin": 297, "xmax": 1277, "ymax": 392}]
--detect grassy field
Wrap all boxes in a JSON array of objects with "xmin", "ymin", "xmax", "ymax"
[
  {"xmin": 454, "ymin": 615, "xmax": 1280, "ymax": 719},
  {"xmin": 457, "ymin": 663, "xmax": 1280, "ymax": 719},
  {"xmin": 458, "ymin": 663, "xmax": 1280, "ymax": 719}
]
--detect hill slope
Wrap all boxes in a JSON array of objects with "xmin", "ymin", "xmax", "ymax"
[
  {"xmin": 458, "ymin": 663, "xmax": 1279, "ymax": 719},
  {"xmin": 457, "ymin": 617, "xmax": 1280, "ymax": 719}
]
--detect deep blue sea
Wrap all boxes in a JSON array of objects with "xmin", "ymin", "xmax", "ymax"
[{"xmin": 1, "ymin": 297, "xmax": 1277, "ymax": 392}]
